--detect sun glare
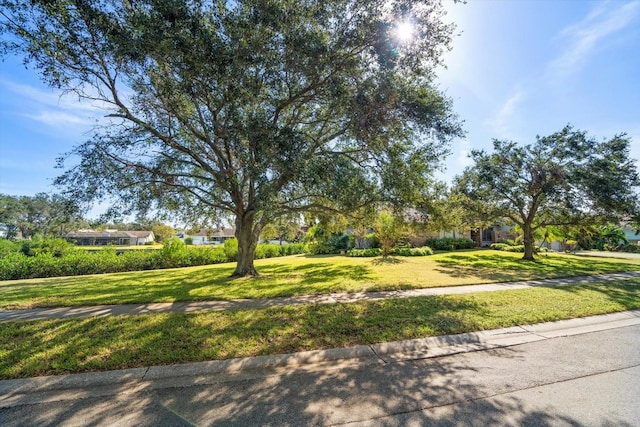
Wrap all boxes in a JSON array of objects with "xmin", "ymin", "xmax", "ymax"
[{"xmin": 396, "ymin": 22, "xmax": 414, "ymax": 42}]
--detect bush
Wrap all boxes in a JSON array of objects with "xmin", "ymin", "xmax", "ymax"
[
  {"xmin": 490, "ymin": 243, "xmax": 508, "ymax": 251},
  {"xmin": 223, "ymin": 238, "xmax": 239, "ymax": 262},
  {"xmin": 184, "ymin": 237, "xmax": 193, "ymax": 245},
  {"xmin": 0, "ymin": 237, "xmax": 310, "ymax": 281},
  {"xmin": 490, "ymin": 243, "xmax": 525, "ymax": 252},
  {"xmin": 392, "ymin": 246, "xmax": 434, "ymax": 256},
  {"xmin": 19, "ymin": 240, "xmax": 35, "ymax": 257},
  {"xmin": 281, "ymin": 243, "xmax": 306, "ymax": 255},
  {"xmin": 187, "ymin": 245, "xmax": 226, "ymax": 265},
  {"xmin": 618, "ymin": 243, "xmax": 640, "ymax": 253},
  {"xmin": 0, "ymin": 238, "xmax": 20, "ymax": 258},
  {"xmin": 347, "ymin": 248, "xmax": 382, "ymax": 257},
  {"xmin": 308, "ymin": 241, "xmax": 338, "ymax": 254},
  {"xmin": 255, "ymin": 244, "xmax": 281, "ymax": 259},
  {"xmin": 20, "ymin": 237, "xmax": 78, "ymax": 258},
  {"xmin": 161, "ymin": 238, "xmax": 190, "ymax": 268},
  {"xmin": 0, "ymin": 252, "xmax": 34, "ymax": 280},
  {"xmin": 308, "ymin": 234, "xmax": 349, "ymax": 254},
  {"xmin": 425, "ymin": 238, "xmax": 476, "ymax": 251}
]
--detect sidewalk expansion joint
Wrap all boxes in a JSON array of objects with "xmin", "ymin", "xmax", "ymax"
[
  {"xmin": 140, "ymin": 366, "xmax": 150, "ymax": 381},
  {"xmin": 368, "ymin": 345, "xmax": 388, "ymax": 364}
]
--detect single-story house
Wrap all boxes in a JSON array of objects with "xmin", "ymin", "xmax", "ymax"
[
  {"xmin": 407, "ymin": 226, "xmax": 516, "ymax": 248},
  {"xmin": 469, "ymin": 225, "xmax": 518, "ymax": 247},
  {"xmin": 64, "ymin": 230, "xmax": 155, "ymax": 246},
  {"xmin": 186, "ymin": 228, "xmax": 236, "ymax": 245}
]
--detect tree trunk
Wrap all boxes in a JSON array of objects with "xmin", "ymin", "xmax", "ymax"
[
  {"xmin": 522, "ymin": 222, "xmax": 536, "ymax": 261},
  {"xmin": 232, "ymin": 211, "xmax": 259, "ymax": 277}
]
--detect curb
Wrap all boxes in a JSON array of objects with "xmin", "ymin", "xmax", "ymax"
[{"xmin": 1, "ymin": 309, "xmax": 639, "ymax": 408}]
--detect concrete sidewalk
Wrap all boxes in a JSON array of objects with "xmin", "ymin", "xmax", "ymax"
[
  {"xmin": 1, "ymin": 309, "xmax": 639, "ymax": 409},
  {"xmin": 574, "ymin": 250, "xmax": 640, "ymax": 259},
  {"xmin": 2, "ymin": 271, "xmax": 640, "ymax": 322}
]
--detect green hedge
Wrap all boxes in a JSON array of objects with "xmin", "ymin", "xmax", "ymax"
[
  {"xmin": 0, "ymin": 239, "xmax": 307, "ymax": 281},
  {"xmin": 347, "ymin": 248, "xmax": 382, "ymax": 257},
  {"xmin": 425, "ymin": 238, "xmax": 476, "ymax": 251},
  {"xmin": 392, "ymin": 246, "xmax": 434, "ymax": 256},
  {"xmin": 347, "ymin": 246, "xmax": 434, "ymax": 257},
  {"xmin": 491, "ymin": 243, "xmax": 554, "ymax": 253},
  {"xmin": 0, "ymin": 239, "xmax": 20, "ymax": 258},
  {"xmin": 490, "ymin": 243, "xmax": 525, "ymax": 252},
  {"xmin": 618, "ymin": 243, "xmax": 640, "ymax": 253}
]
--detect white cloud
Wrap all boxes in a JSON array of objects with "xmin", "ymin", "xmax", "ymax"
[
  {"xmin": 437, "ymin": 138, "xmax": 474, "ymax": 182},
  {"xmin": 24, "ymin": 111, "xmax": 94, "ymax": 128},
  {"xmin": 455, "ymin": 139, "xmax": 473, "ymax": 168},
  {"xmin": 1, "ymin": 79, "xmax": 107, "ymax": 112},
  {"xmin": 487, "ymin": 89, "xmax": 525, "ymax": 138},
  {"xmin": 0, "ymin": 79, "xmax": 111, "ymax": 136},
  {"xmin": 548, "ymin": 1, "xmax": 640, "ymax": 77}
]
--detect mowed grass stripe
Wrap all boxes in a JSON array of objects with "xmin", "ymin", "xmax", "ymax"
[
  {"xmin": 1, "ymin": 250, "xmax": 639, "ymax": 309},
  {"xmin": 1, "ymin": 279, "xmax": 639, "ymax": 379}
]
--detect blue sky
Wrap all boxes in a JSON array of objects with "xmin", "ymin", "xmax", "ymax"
[
  {"xmin": 437, "ymin": 0, "xmax": 640, "ymax": 178},
  {"xmin": 1, "ymin": 0, "xmax": 639, "ymax": 215}
]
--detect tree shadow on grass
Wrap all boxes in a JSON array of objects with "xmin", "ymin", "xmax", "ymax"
[
  {"xmin": 0, "ymin": 260, "xmax": 378, "ymax": 307},
  {"xmin": 538, "ymin": 279, "xmax": 640, "ymax": 310},
  {"xmin": 3, "ymin": 303, "xmax": 626, "ymax": 426},
  {"xmin": 371, "ymin": 256, "xmax": 406, "ymax": 266},
  {"xmin": 433, "ymin": 252, "xmax": 640, "ymax": 283},
  {"xmin": 0, "ymin": 296, "xmax": 487, "ymax": 380},
  {"xmin": 5, "ymin": 252, "xmax": 638, "ymax": 309},
  {"xmin": 254, "ymin": 262, "xmax": 374, "ymax": 287}
]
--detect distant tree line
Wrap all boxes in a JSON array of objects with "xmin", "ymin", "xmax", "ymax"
[
  {"xmin": 0, "ymin": 193, "xmax": 179, "ymax": 242},
  {"xmin": 0, "ymin": 193, "xmax": 86, "ymax": 239}
]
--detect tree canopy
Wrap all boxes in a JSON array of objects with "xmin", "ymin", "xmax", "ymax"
[
  {"xmin": 455, "ymin": 126, "xmax": 640, "ymax": 260},
  {"xmin": 0, "ymin": 193, "xmax": 86, "ymax": 239},
  {"xmin": 1, "ymin": 0, "xmax": 462, "ymax": 276}
]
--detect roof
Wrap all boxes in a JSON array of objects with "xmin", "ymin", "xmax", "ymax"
[
  {"xmin": 127, "ymin": 231, "xmax": 154, "ymax": 238},
  {"xmin": 193, "ymin": 228, "xmax": 236, "ymax": 238},
  {"xmin": 65, "ymin": 230, "xmax": 153, "ymax": 239}
]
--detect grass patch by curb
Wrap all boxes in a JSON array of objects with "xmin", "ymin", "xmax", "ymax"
[
  {"xmin": 1, "ymin": 250, "xmax": 639, "ymax": 309},
  {"xmin": 1, "ymin": 279, "xmax": 639, "ymax": 379}
]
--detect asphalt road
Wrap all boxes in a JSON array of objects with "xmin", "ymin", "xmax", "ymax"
[{"xmin": 2, "ymin": 324, "xmax": 639, "ymax": 426}]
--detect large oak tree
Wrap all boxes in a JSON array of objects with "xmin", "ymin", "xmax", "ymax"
[
  {"xmin": 455, "ymin": 126, "xmax": 640, "ymax": 260},
  {"xmin": 1, "ymin": 0, "xmax": 462, "ymax": 276}
]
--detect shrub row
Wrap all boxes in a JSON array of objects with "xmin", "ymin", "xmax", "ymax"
[
  {"xmin": 392, "ymin": 246, "xmax": 434, "ymax": 256},
  {"xmin": 490, "ymin": 243, "xmax": 525, "ymax": 252},
  {"xmin": 347, "ymin": 246, "xmax": 434, "ymax": 257},
  {"xmin": 308, "ymin": 235, "xmax": 350, "ymax": 255},
  {"xmin": 617, "ymin": 243, "xmax": 640, "ymax": 253},
  {"xmin": 425, "ymin": 237, "xmax": 476, "ymax": 251},
  {"xmin": 490, "ymin": 243, "xmax": 552, "ymax": 253},
  {"xmin": 0, "ymin": 239, "xmax": 306, "ymax": 281},
  {"xmin": 347, "ymin": 248, "xmax": 382, "ymax": 257},
  {"xmin": 0, "ymin": 239, "xmax": 20, "ymax": 258}
]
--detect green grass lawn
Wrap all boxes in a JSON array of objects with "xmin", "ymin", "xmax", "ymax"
[
  {"xmin": 2, "ymin": 279, "xmax": 639, "ymax": 379},
  {"xmin": 1, "ymin": 250, "xmax": 640, "ymax": 309}
]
